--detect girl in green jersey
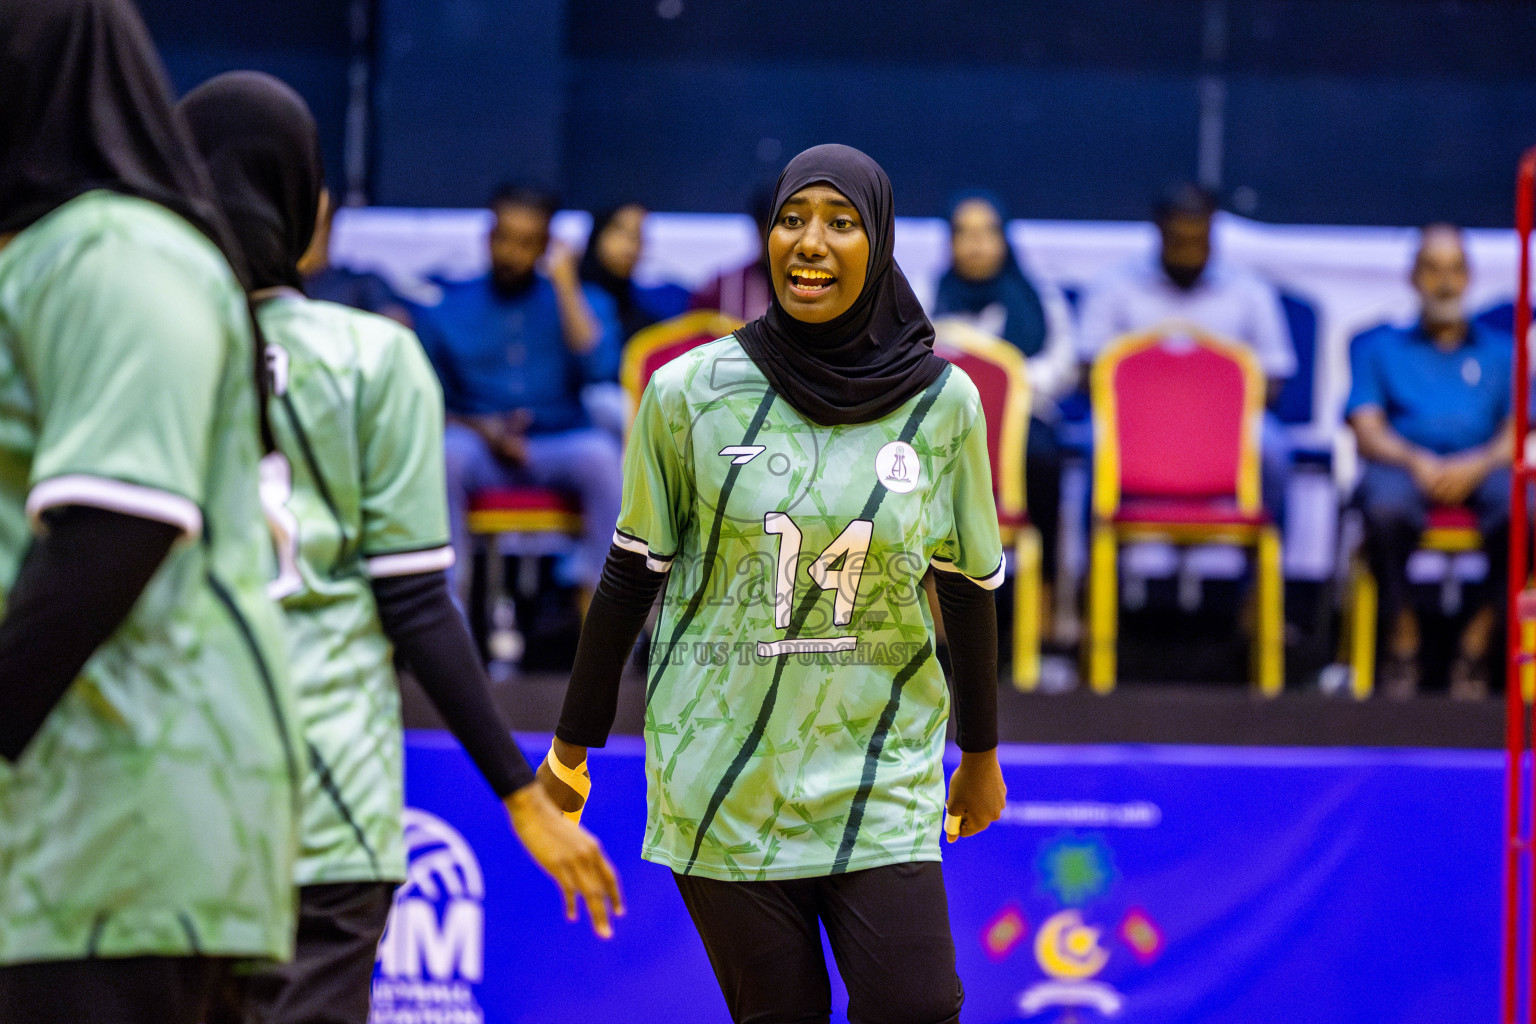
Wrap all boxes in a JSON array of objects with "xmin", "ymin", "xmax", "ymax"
[
  {"xmin": 544, "ymin": 145, "xmax": 1007, "ymax": 1024},
  {"xmin": 179, "ymin": 71, "xmax": 623, "ymax": 1024},
  {"xmin": 0, "ymin": 1, "xmax": 299, "ymax": 1020}
]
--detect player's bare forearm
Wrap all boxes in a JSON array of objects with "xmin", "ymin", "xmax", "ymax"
[
  {"xmin": 553, "ymin": 736, "xmax": 587, "ymax": 768},
  {"xmin": 538, "ymin": 738, "xmax": 590, "ymax": 813},
  {"xmin": 945, "ymin": 749, "xmax": 1006, "ymax": 842}
]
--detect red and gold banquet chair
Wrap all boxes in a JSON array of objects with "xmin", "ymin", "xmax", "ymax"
[
  {"xmin": 932, "ymin": 318, "xmax": 1042, "ymax": 690},
  {"xmin": 465, "ymin": 486, "xmax": 584, "ymax": 665},
  {"xmin": 1087, "ymin": 326, "xmax": 1283, "ymax": 696},
  {"xmin": 621, "ymin": 310, "xmax": 743, "ymax": 412},
  {"xmin": 1339, "ymin": 506, "xmax": 1482, "ymax": 698}
]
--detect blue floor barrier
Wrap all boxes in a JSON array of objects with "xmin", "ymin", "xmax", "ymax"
[{"xmin": 374, "ymin": 733, "xmax": 1500, "ymax": 1024}]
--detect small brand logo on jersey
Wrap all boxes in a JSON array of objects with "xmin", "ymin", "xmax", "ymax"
[
  {"xmin": 875, "ymin": 441, "xmax": 920, "ymax": 493},
  {"xmin": 720, "ymin": 445, "xmax": 767, "ymax": 465},
  {"xmin": 372, "ymin": 808, "xmax": 485, "ymax": 1023}
]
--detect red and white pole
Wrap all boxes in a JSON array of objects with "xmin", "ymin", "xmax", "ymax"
[{"xmin": 1502, "ymin": 146, "xmax": 1536, "ymax": 1024}]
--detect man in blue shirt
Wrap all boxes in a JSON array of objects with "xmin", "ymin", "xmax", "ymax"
[
  {"xmin": 416, "ymin": 185, "xmax": 623, "ymax": 601},
  {"xmin": 1346, "ymin": 224, "xmax": 1516, "ymax": 699}
]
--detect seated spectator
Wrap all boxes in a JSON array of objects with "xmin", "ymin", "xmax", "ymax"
[
  {"xmin": 933, "ymin": 192, "xmax": 1077, "ymax": 646},
  {"xmin": 414, "ymin": 184, "xmax": 623, "ymax": 605},
  {"xmin": 689, "ymin": 186, "xmax": 774, "ymax": 322},
  {"xmin": 1078, "ymin": 184, "xmax": 1296, "ymax": 521},
  {"xmin": 580, "ymin": 203, "xmax": 689, "ymax": 344},
  {"xmin": 1346, "ymin": 224, "xmax": 1515, "ymax": 700},
  {"xmin": 299, "ymin": 187, "xmax": 413, "ymax": 326}
]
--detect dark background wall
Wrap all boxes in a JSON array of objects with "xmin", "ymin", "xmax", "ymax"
[
  {"xmin": 141, "ymin": 0, "xmax": 1536, "ymax": 226},
  {"xmin": 140, "ymin": 0, "xmax": 357, "ymax": 199}
]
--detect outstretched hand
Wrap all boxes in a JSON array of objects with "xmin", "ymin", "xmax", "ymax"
[
  {"xmin": 504, "ymin": 781, "xmax": 623, "ymax": 939},
  {"xmin": 945, "ymin": 750, "xmax": 1006, "ymax": 842}
]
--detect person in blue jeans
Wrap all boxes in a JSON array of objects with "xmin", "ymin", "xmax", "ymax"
[
  {"xmin": 1346, "ymin": 224, "xmax": 1516, "ymax": 699},
  {"xmin": 415, "ymin": 184, "xmax": 623, "ymax": 605}
]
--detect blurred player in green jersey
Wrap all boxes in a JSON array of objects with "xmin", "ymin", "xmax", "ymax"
[
  {"xmin": 543, "ymin": 144, "xmax": 1007, "ymax": 1024},
  {"xmin": 0, "ymin": 3, "xmax": 300, "ymax": 1021},
  {"xmin": 179, "ymin": 72, "xmax": 621, "ymax": 1024}
]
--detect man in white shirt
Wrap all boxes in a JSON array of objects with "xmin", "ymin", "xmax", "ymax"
[{"xmin": 1078, "ymin": 184, "xmax": 1296, "ymax": 519}]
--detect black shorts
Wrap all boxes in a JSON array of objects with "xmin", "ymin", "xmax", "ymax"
[
  {"xmin": 0, "ymin": 955, "xmax": 233, "ymax": 1024},
  {"xmin": 208, "ymin": 881, "xmax": 396, "ymax": 1024},
  {"xmin": 673, "ymin": 860, "xmax": 963, "ymax": 1024}
]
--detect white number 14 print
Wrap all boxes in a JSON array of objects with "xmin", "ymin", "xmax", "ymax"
[{"xmin": 763, "ymin": 512, "xmax": 874, "ymax": 629}]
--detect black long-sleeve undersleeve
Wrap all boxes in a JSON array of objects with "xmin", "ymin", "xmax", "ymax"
[
  {"xmin": 0, "ymin": 507, "xmax": 181, "ymax": 762},
  {"xmin": 932, "ymin": 570, "xmax": 999, "ymax": 752},
  {"xmin": 371, "ymin": 570, "xmax": 535, "ymax": 796},
  {"xmin": 555, "ymin": 544, "xmax": 666, "ymax": 748}
]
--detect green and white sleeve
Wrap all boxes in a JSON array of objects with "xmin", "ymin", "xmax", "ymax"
[
  {"xmin": 358, "ymin": 324, "xmax": 455, "ymax": 578},
  {"xmin": 931, "ymin": 392, "xmax": 1005, "ymax": 590},
  {"xmin": 612, "ymin": 381, "xmax": 690, "ymax": 573},
  {"xmin": 22, "ymin": 233, "xmax": 224, "ymax": 538}
]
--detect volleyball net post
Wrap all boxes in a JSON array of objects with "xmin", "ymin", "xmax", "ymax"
[{"xmin": 1503, "ymin": 145, "xmax": 1536, "ymax": 1024}]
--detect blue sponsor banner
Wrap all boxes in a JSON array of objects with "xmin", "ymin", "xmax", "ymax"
[{"xmin": 383, "ymin": 734, "xmax": 1500, "ymax": 1023}]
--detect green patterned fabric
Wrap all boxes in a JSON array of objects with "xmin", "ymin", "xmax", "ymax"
[
  {"xmin": 617, "ymin": 336, "xmax": 1002, "ymax": 881},
  {"xmin": 0, "ymin": 192, "xmax": 298, "ymax": 964},
  {"xmin": 257, "ymin": 294, "xmax": 453, "ymax": 886}
]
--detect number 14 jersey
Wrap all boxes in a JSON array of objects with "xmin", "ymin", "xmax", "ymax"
[{"xmin": 618, "ymin": 335, "xmax": 1003, "ymax": 881}]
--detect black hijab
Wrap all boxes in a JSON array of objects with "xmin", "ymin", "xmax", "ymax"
[
  {"xmin": 579, "ymin": 204, "xmax": 658, "ymax": 341},
  {"xmin": 735, "ymin": 144, "xmax": 946, "ymax": 426},
  {"xmin": 179, "ymin": 72, "xmax": 323, "ymax": 292},
  {"xmin": 0, "ymin": 0, "xmax": 236, "ymax": 263},
  {"xmin": 0, "ymin": 0, "xmax": 275, "ymax": 450},
  {"xmin": 934, "ymin": 191, "xmax": 1048, "ymax": 358}
]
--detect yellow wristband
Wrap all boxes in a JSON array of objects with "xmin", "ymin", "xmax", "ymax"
[{"xmin": 545, "ymin": 748, "xmax": 591, "ymax": 824}]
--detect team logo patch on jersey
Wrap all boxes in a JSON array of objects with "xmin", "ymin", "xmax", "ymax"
[{"xmin": 875, "ymin": 440, "xmax": 920, "ymax": 493}]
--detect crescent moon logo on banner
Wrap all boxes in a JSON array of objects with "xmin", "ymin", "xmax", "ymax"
[{"xmin": 1035, "ymin": 909, "xmax": 1110, "ymax": 980}]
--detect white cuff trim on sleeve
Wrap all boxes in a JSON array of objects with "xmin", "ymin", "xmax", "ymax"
[
  {"xmin": 612, "ymin": 530, "xmax": 673, "ymax": 573},
  {"xmin": 930, "ymin": 556, "xmax": 1006, "ymax": 591},
  {"xmin": 366, "ymin": 545, "xmax": 456, "ymax": 578},
  {"xmin": 27, "ymin": 475, "xmax": 203, "ymax": 540}
]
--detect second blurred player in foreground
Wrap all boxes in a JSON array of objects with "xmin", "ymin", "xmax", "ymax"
[{"xmin": 180, "ymin": 72, "xmax": 621, "ymax": 1024}]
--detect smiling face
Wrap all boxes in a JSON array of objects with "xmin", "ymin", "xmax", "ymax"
[{"xmin": 768, "ymin": 185, "xmax": 870, "ymax": 323}]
